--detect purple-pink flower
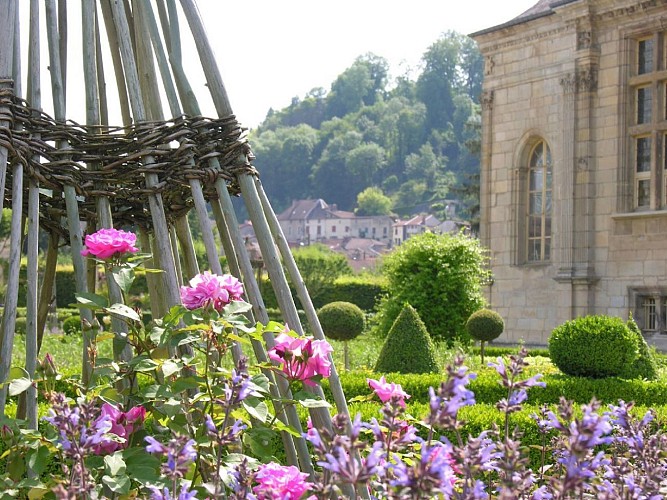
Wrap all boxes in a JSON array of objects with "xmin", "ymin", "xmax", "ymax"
[
  {"xmin": 81, "ymin": 228, "xmax": 139, "ymax": 260},
  {"xmin": 253, "ymin": 462, "xmax": 315, "ymax": 500},
  {"xmin": 92, "ymin": 403, "xmax": 146, "ymax": 454},
  {"xmin": 268, "ymin": 331, "xmax": 333, "ymax": 386},
  {"xmin": 179, "ymin": 271, "xmax": 244, "ymax": 311},
  {"xmin": 367, "ymin": 376, "xmax": 410, "ymax": 407}
]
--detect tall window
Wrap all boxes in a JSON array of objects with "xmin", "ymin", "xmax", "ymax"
[
  {"xmin": 527, "ymin": 141, "xmax": 552, "ymax": 262},
  {"xmin": 629, "ymin": 33, "xmax": 667, "ymax": 209}
]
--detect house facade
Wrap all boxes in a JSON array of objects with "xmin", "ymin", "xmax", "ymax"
[
  {"xmin": 471, "ymin": 0, "xmax": 667, "ymax": 347},
  {"xmin": 276, "ymin": 199, "xmax": 394, "ymax": 246}
]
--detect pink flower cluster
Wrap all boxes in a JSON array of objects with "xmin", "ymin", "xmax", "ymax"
[
  {"xmin": 268, "ymin": 330, "xmax": 333, "ymax": 387},
  {"xmin": 179, "ymin": 271, "xmax": 244, "ymax": 311},
  {"xmin": 367, "ymin": 376, "xmax": 410, "ymax": 407},
  {"xmin": 81, "ymin": 228, "xmax": 139, "ymax": 260},
  {"xmin": 93, "ymin": 403, "xmax": 146, "ymax": 455},
  {"xmin": 253, "ymin": 462, "xmax": 315, "ymax": 500}
]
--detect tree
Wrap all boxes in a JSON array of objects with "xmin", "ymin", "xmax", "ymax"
[
  {"xmin": 465, "ymin": 309, "xmax": 504, "ymax": 363},
  {"xmin": 374, "ymin": 232, "xmax": 490, "ymax": 344},
  {"xmin": 291, "ymin": 244, "xmax": 352, "ymax": 303},
  {"xmin": 345, "ymin": 142, "xmax": 386, "ymax": 188},
  {"xmin": 355, "ymin": 187, "xmax": 393, "ymax": 216}
]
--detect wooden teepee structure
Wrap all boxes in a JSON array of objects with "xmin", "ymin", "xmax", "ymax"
[{"xmin": 0, "ymin": 0, "xmax": 355, "ymax": 486}]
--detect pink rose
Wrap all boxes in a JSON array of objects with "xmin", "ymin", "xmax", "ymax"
[
  {"xmin": 268, "ymin": 330, "xmax": 333, "ymax": 386},
  {"xmin": 81, "ymin": 228, "xmax": 139, "ymax": 260},
  {"xmin": 253, "ymin": 462, "xmax": 315, "ymax": 500},
  {"xmin": 179, "ymin": 271, "xmax": 244, "ymax": 311},
  {"xmin": 92, "ymin": 403, "xmax": 146, "ymax": 455},
  {"xmin": 367, "ymin": 376, "xmax": 410, "ymax": 407}
]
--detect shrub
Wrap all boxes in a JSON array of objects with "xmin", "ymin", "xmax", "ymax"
[
  {"xmin": 374, "ymin": 304, "xmax": 438, "ymax": 374},
  {"xmin": 374, "ymin": 232, "xmax": 490, "ymax": 344},
  {"xmin": 317, "ymin": 302, "xmax": 365, "ymax": 342},
  {"xmin": 316, "ymin": 274, "xmax": 388, "ymax": 311},
  {"xmin": 318, "ymin": 301, "xmax": 366, "ymax": 371},
  {"xmin": 62, "ymin": 315, "xmax": 82, "ymax": 336},
  {"xmin": 291, "ymin": 243, "xmax": 352, "ymax": 302},
  {"xmin": 548, "ymin": 315, "xmax": 639, "ymax": 378},
  {"xmin": 621, "ymin": 313, "xmax": 658, "ymax": 380},
  {"xmin": 466, "ymin": 308, "xmax": 504, "ymax": 363}
]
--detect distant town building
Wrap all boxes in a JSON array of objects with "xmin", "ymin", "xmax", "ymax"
[
  {"xmin": 471, "ymin": 0, "xmax": 667, "ymax": 348},
  {"xmin": 276, "ymin": 199, "xmax": 393, "ymax": 246}
]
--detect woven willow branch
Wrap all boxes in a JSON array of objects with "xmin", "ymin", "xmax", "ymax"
[{"xmin": 0, "ymin": 88, "xmax": 256, "ymax": 238}]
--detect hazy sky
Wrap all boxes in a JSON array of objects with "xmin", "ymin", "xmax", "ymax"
[
  {"xmin": 201, "ymin": 0, "xmax": 538, "ymax": 127},
  {"xmin": 19, "ymin": 0, "xmax": 539, "ymax": 128}
]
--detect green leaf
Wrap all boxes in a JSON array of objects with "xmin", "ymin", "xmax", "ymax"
[
  {"xmin": 74, "ymin": 291, "xmax": 109, "ymax": 309},
  {"xmin": 171, "ymin": 377, "xmax": 199, "ymax": 393},
  {"xmin": 224, "ymin": 300, "xmax": 253, "ymax": 315},
  {"xmin": 111, "ymin": 266, "xmax": 135, "ymax": 295},
  {"xmin": 105, "ymin": 303, "xmax": 141, "ymax": 322},
  {"xmin": 131, "ymin": 358, "xmax": 159, "ymax": 373},
  {"xmin": 102, "ymin": 474, "xmax": 131, "ymax": 494},
  {"xmin": 243, "ymin": 426, "xmax": 277, "ymax": 460},
  {"xmin": 7, "ymin": 367, "xmax": 31, "ymax": 396},
  {"xmin": 161, "ymin": 359, "xmax": 181, "ymax": 378},
  {"xmin": 272, "ymin": 419, "xmax": 302, "ymax": 438},
  {"xmin": 249, "ymin": 373, "xmax": 271, "ymax": 395},
  {"xmin": 27, "ymin": 446, "xmax": 51, "ymax": 476},
  {"xmin": 104, "ymin": 453, "xmax": 126, "ymax": 476},
  {"xmin": 297, "ymin": 398, "xmax": 332, "ymax": 409},
  {"xmin": 242, "ymin": 397, "xmax": 269, "ymax": 422}
]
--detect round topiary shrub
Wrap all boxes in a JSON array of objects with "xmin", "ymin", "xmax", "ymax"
[
  {"xmin": 375, "ymin": 303, "xmax": 439, "ymax": 374},
  {"xmin": 466, "ymin": 309, "xmax": 504, "ymax": 363},
  {"xmin": 62, "ymin": 315, "xmax": 82, "ymax": 336},
  {"xmin": 548, "ymin": 315, "xmax": 639, "ymax": 378},
  {"xmin": 318, "ymin": 301, "xmax": 365, "ymax": 341},
  {"xmin": 318, "ymin": 301, "xmax": 366, "ymax": 370}
]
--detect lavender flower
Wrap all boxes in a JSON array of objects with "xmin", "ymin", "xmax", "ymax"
[
  {"xmin": 426, "ymin": 355, "xmax": 477, "ymax": 430},
  {"xmin": 145, "ymin": 435, "xmax": 198, "ymax": 480}
]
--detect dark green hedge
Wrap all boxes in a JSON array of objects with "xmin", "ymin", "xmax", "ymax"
[{"xmin": 322, "ymin": 369, "xmax": 667, "ymax": 408}]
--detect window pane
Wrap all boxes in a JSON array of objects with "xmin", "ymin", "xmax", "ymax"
[
  {"xmin": 636, "ymin": 137, "xmax": 652, "ymax": 172},
  {"xmin": 530, "ymin": 193, "xmax": 542, "ymax": 215},
  {"xmin": 643, "ymin": 297, "xmax": 657, "ymax": 330},
  {"xmin": 639, "ymin": 38, "xmax": 654, "ymax": 74},
  {"xmin": 543, "ymin": 237, "xmax": 551, "ymax": 260},
  {"xmin": 637, "ymin": 87, "xmax": 652, "ymax": 124},
  {"xmin": 528, "ymin": 216, "xmax": 542, "ymax": 238},
  {"xmin": 528, "ymin": 240, "xmax": 541, "ymax": 262},
  {"xmin": 638, "ymin": 179, "xmax": 651, "ymax": 207},
  {"xmin": 530, "ymin": 169, "xmax": 542, "ymax": 191},
  {"xmin": 530, "ymin": 145, "xmax": 543, "ymax": 168}
]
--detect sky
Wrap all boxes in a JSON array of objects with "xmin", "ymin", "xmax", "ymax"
[
  {"xmin": 199, "ymin": 0, "xmax": 538, "ymax": 127},
  {"xmin": 18, "ymin": 0, "xmax": 539, "ymax": 129}
]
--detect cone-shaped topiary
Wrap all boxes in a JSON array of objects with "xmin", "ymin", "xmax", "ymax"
[
  {"xmin": 318, "ymin": 301, "xmax": 366, "ymax": 370},
  {"xmin": 620, "ymin": 313, "xmax": 658, "ymax": 380},
  {"xmin": 374, "ymin": 304, "xmax": 439, "ymax": 374},
  {"xmin": 466, "ymin": 308, "xmax": 504, "ymax": 363}
]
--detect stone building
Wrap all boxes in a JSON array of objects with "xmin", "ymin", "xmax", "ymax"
[{"xmin": 471, "ymin": 0, "xmax": 667, "ymax": 347}]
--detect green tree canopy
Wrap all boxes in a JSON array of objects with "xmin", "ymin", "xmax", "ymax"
[
  {"xmin": 355, "ymin": 187, "xmax": 393, "ymax": 216},
  {"xmin": 291, "ymin": 244, "xmax": 353, "ymax": 302}
]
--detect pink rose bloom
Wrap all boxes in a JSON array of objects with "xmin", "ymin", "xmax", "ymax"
[
  {"xmin": 93, "ymin": 403, "xmax": 146, "ymax": 454},
  {"xmin": 179, "ymin": 271, "xmax": 244, "ymax": 311},
  {"xmin": 81, "ymin": 228, "xmax": 139, "ymax": 260},
  {"xmin": 367, "ymin": 376, "xmax": 410, "ymax": 407},
  {"xmin": 268, "ymin": 331, "xmax": 333, "ymax": 387},
  {"xmin": 253, "ymin": 462, "xmax": 315, "ymax": 500}
]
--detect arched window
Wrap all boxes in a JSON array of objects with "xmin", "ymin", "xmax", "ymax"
[{"xmin": 526, "ymin": 140, "xmax": 552, "ymax": 262}]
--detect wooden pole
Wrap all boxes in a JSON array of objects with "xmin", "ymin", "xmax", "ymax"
[
  {"xmin": 0, "ymin": 0, "xmax": 16, "ymax": 215},
  {"xmin": 23, "ymin": 0, "xmax": 41, "ymax": 431}
]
